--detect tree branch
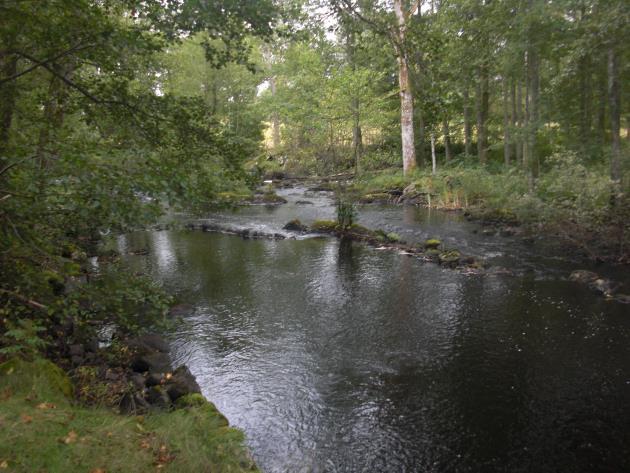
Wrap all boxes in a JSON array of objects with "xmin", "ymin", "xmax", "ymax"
[
  {"xmin": 0, "ymin": 155, "xmax": 38, "ymax": 177},
  {"xmin": 407, "ymin": 0, "xmax": 423, "ymax": 19},
  {"xmin": 0, "ymin": 288, "xmax": 48, "ymax": 312},
  {"xmin": 0, "ymin": 43, "xmax": 95, "ymax": 86}
]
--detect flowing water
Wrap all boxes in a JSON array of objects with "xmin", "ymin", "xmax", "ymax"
[{"xmin": 119, "ymin": 186, "xmax": 630, "ymax": 473}]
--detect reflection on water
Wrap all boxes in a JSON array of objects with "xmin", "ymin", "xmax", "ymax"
[
  {"xmin": 120, "ymin": 229, "xmax": 629, "ymax": 473},
  {"xmin": 120, "ymin": 189, "xmax": 629, "ymax": 473}
]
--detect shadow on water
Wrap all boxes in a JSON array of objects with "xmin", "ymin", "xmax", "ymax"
[{"xmin": 120, "ymin": 187, "xmax": 630, "ymax": 473}]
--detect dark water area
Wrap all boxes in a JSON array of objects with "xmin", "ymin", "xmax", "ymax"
[{"xmin": 119, "ymin": 187, "xmax": 630, "ymax": 472}]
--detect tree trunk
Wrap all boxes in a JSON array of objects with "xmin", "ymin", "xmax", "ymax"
[
  {"xmin": 608, "ymin": 46, "xmax": 621, "ymax": 192},
  {"xmin": 351, "ymin": 96, "xmax": 362, "ymax": 172},
  {"xmin": 579, "ymin": 55, "xmax": 593, "ymax": 153},
  {"xmin": 269, "ymin": 76, "xmax": 280, "ymax": 150},
  {"xmin": 476, "ymin": 65, "xmax": 489, "ymax": 164},
  {"xmin": 443, "ymin": 118, "xmax": 452, "ymax": 162},
  {"xmin": 526, "ymin": 43, "xmax": 540, "ymax": 191},
  {"xmin": 502, "ymin": 77, "xmax": 511, "ymax": 166},
  {"xmin": 211, "ymin": 80, "xmax": 218, "ymax": 115},
  {"xmin": 417, "ymin": 107, "xmax": 426, "ymax": 167},
  {"xmin": 346, "ymin": 30, "xmax": 362, "ymax": 171},
  {"xmin": 597, "ymin": 69, "xmax": 607, "ymax": 145},
  {"xmin": 463, "ymin": 87, "xmax": 472, "ymax": 156},
  {"xmin": 430, "ymin": 132, "xmax": 436, "ymax": 175},
  {"xmin": 37, "ymin": 63, "xmax": 73, "ymax": 169},
  {"xmin": 394, "ymin": 0, "xmax": 416, "ymax": 175},
  {"xmin": 510, "ymin": 79, "xmax": 518, "ymax": 163},
  {"xmin": 516, "ymin": 80, "xmax": 523, "ymax": 164},
  {"xmin": 0, "ymin": 54, "xmax": 18, "ymax": 158}
]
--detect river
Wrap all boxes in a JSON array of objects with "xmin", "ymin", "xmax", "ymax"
[{"xmin": 118, "ymin": 185, "xmax": 630, "ymax": 473}]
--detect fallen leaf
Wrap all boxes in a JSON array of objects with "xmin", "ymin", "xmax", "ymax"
[
  {"xmin": 0, "ymin": 460, "xmax": 8, "ymax": 469},
  {"xmin": 20, "ymin": 413, "xmax": 33, "ymax": 424},
  {"xmin": 60, "ymin": 430, "xmax": 78, "ymax": 444},
  {"xmin": 36, "ymin": 402, "xmax": 56, "ymax": 410}
]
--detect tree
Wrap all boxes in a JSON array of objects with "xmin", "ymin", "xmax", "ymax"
[{"xmin": 331, "ymin": 0, "xmax": 422, "ymax": 175}]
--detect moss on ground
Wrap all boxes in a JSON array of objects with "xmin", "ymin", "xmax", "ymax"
[
  {"xmin": 0, "ymin": 359, "xmax": 257, "ymax": 472},
  {"xmin": 311, "ymin": 220, "xmax": 338, "ymax": 233}
]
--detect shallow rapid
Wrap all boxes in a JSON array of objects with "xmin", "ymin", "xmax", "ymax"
[{"xmin": 119, "ymin": 186, "xmax": 630, "ymax": 473}]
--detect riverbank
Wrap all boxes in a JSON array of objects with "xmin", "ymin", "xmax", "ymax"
[
  {"xmin": 343, "ymin": 165, "xmax": 630, "ymax": 264},
  {"xmin": 0, "ymin": 358, "xmax": 258, "ymax": 472},
  {"xmin": 0, "ymin": 241, "xmax": 259, "ymax": 472}
]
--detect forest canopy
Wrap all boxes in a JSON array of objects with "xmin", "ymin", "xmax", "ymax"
[{"xmin": 0, "ymin": 0, "xmax": 628, "ymax": 354}]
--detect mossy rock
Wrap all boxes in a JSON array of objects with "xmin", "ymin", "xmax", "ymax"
[
  {"xmin": 481, "ymin": 208, "xmax": 518, "ymax": 224},
  {"xmin": 176, "ymin": 393, "xmax": 209, "ymax": 408},
  {"xmin": 424, "ymin": 239, "xmax": 441, "ymax": 249},
  {"xmin": 439, "ymin": 250, "xmax": 461, "ymax": 266},
  {"xmin": 374, "ymin": 229, "xmax": 388, "ymax": 242},
  {"xmin": 311, "ymin": 220, "xmax": 338, "ymax": 233},
  {"xmin": 347, "ymin": 223, "xmax": 374, "ymax": 237},
  {"xmin": 0, "ymin": 358, "xmax": 73, "ymax": 399},
  {"xmin": 283, "ymin": 219, "xmax": 308, "ymax": 232},
  {"xmin": 260, "ymin": 192, "xmax": 287, "ymax": 204},
  {"xmin": 359, "ymin": 193, "xmax": 391, "ymax": 204}
]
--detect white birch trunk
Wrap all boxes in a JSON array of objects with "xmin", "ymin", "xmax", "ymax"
[
  {"xmin": 394, "ymin": 0, "xmax": 416, "ymax": 175},
  {"xmin": 430, "ymin": 132, "xmax": 437, "ymax": 175}
]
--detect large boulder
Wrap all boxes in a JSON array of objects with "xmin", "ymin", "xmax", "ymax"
[
  {"xmin": 165, "ymin": 365, "xmax": 201, "ymax": 402},
  {"xmin": 146, "ymin": 385, "xmax": 171, "ymax": 409},
  {"xmin": 131, "ymin": 352, "xmax": 173, "ymax": 374},
  {"xmin": 127, "ymin": 333, "xmax": 170, "ymax": 355}
]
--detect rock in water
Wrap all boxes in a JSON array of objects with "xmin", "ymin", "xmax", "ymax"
[
  {"xmin": 568, "ymin": 270, "xmax": 599, "ymax": 284},
  {"xmin": 127, "ymin": 333, "xmax": 170, "ymax": 354},
  {"xmin": 588, "ymin": 278, "xmax": 617, "ymax": 297}
]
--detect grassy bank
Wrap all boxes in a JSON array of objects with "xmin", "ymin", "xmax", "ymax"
[
  {"xmin": 349, "ymin": 155, "xmax": 630, "ymax": 262},
  {"xmin": 0, "ymin": 359, "xmax": 257, "ymax": 472}
]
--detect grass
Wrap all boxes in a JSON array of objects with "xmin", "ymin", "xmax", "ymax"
[
  {"xmin": 349, "ymin": 153, "xmax": 630, "ymax": 260},
  {"xmin": 0, "ymin": 358, "xmax": 258, "ymax": 472}
]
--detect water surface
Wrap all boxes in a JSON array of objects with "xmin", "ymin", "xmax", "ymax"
[{"xmin": 120, "ymin": 187, "xmax": 630, "ymax": 472}]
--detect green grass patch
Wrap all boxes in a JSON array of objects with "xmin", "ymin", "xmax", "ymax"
[{"xmin": 0, "ymin": 359, "xmax": 257, "ymax": 472}]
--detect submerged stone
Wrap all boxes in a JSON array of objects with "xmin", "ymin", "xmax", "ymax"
[
  {"xmin": 568, "ymin": 270, "xmax": 599, "ymax": 284},
  {"xmin": 283, "ymin": 219, "xmax": 309, "ymax": 232},
  {"xmin": 439, "ymin": 250, "xmax": 461, "ymax": 267}
]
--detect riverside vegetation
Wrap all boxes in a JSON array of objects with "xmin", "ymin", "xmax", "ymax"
[{"xmin": 1, "ymin": 0, "xmax": 629, "ymax": 471}]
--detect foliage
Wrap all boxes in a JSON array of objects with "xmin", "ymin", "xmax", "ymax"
[
  {"xmin": 355, "ymin": 152, "xmax": 630, "ymax": 259},
  {"xmin": 0, "ymin": 0, "xmax": 286, "ymax": 355},
  {"xmin": 336, "ymin": 199, "xmax": 357, "ymax": 229}
]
